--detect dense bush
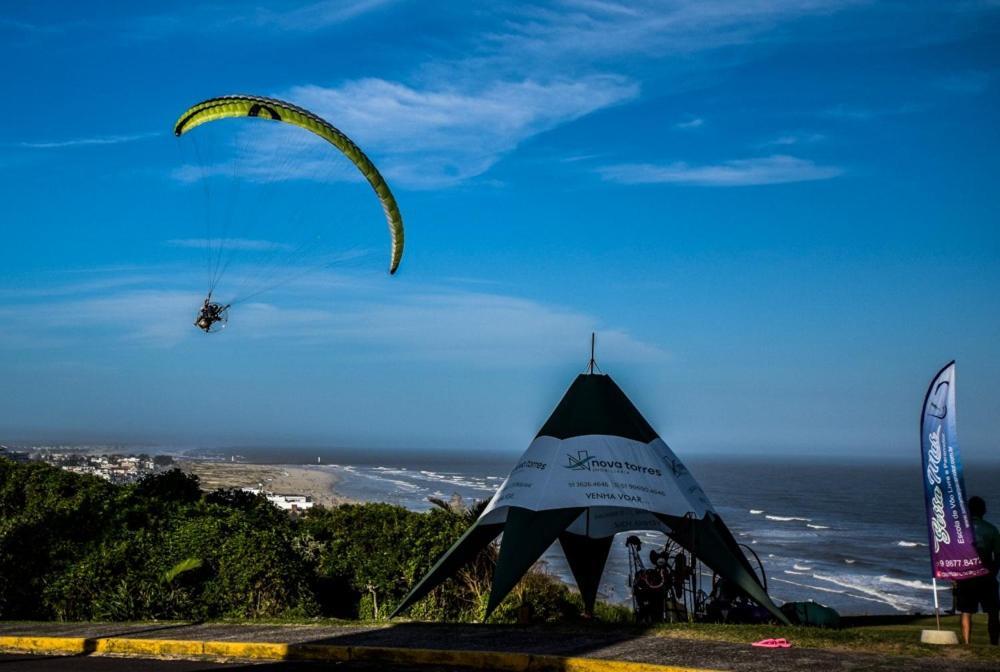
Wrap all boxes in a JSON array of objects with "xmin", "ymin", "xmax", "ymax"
[{"xmin": 0, "ymin": 458, "xmax": 595, "ymax": 623}]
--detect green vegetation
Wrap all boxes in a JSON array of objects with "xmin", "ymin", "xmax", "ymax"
[
  {"xmin": 651, "ymin": 615, "xmax": 1000, "ymax": 663},
  {"xmin": 5, "ymin": 458, "xmax": 998, "ymax": 664},
  {"xmin": 0, "ymin": 459, "xmax": 580, "ymax": 623}
]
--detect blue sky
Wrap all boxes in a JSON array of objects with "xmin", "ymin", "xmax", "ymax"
[{"xmin": 1, "ymin": 1, "xmax": 998, "ymax": 461}]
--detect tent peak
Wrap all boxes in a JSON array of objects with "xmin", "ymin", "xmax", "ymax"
[
  {"xmin": 586, "ymin": 332, "xmax": 603, "ymax": 375},
  {"xmin": 537, "ymin": 372, "xmax": 658, "ymax": 443}
]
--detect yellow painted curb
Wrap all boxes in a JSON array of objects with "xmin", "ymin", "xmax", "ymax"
[
  {"xmin": 0, "ymin": 636, "xmax": 87, "ymax": 655},
  {"xmin": 0, "ymin": 635, "xmax": 722, "ymax": 672}
]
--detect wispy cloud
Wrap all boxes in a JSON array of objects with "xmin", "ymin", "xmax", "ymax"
[
  {"xmin": 760, "ymin": 132, "xmax": 826, "ymax": 147},
  {"xmin": 0, "ymin": 288, "xmax": 198, "ymax": 348},
  {"xmin": 479, "ymin": 0, "xmax": 865, "ymax": 67},
  {"xmin": 122, "ymin": 0, "xmax": 399, "ymax": 41},
  {"xmin": 171, "ymin": 1, "xmax": 888, "ymax": 189},
  {"xmin": 934, "ymin": 70, "xmax": 991, "ymax": 95},
  {"xmin": 821, "ymin": 103, "xmax": 918, "ymax": 121},
  {"xmin": 674, "ymin": 117, "xmax": 705, "ymax": 130},
  {"xmin": 177, "ymin": 76, "xmax": 639, "ymax": 189},
  {"xmin": 0, "ymin": 268, "xmax": 667, "ymax": 365},
  {"xmin": 17, "ymin": 132, "xmax": 159, "ymax": 149},
  {"xmin": 599, "ymin": 155, "xmax": 843, "ymax": 186},
  {"xmin": 166, "ymin": 238, "xmax": 295, "ymax": 252},
  {"xmin": 251, "ymin": 0, "xmax": 398, "ymax": 31},
  {"xmin": 291, "ymin": 77, "xmax": 639, "ymax": 187},
  {"xmin": 0, "ymin": 273, "xmax": 163, "ymax": 300},
  {"xmin": 0, "ymin": 16, "xmax": 70, "ymax": 35},
  {"xmin": 169, "ymin": 1, "xmax": 890, "ymax": 189}
]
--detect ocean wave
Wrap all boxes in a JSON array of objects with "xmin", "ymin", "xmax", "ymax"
[
  {"xmin": 774, "ymin": 576, "xmax": 896, "ymax": 608},
  {"xmin": 806, "ymin": 524, "xmax": 830, "ymax": 529},
  {"xmin": 381, "ymin": 478, "xmax": 422, "ymax": 492},
  {"xmin": 811, "ymin": 573, "xmax": 926, "ymax": 612},
  {"xmin": 750, "ymin": 509, "xmax": 764, "ymax": 515},
  {"xmin": 879, "ymin": 576, "xmax": 947, "ymax": 592},
  {"xmin": 896, "ymin": 541, "xmax": 927, "ymax": 548},
  {"xmin": 793, "ymin": 563, "xmax": 813, "ymax": 571},
  {"xmin": 784, "ymin": 570, "xmax": 809, "ymax": 576},
  {"xmin": 351, "ymin": 469, "xmax": 424, "ymax": 493},
  {"xmin": 772, "ymin": 577, "xmax": 845, "ymax": 595},
  {"xmin": 753, "ymin": 528, "xmax": 820, "ymax": 541},
  {"xmin": 765, "ymin": 515, "xmax": 812, "ymax": 522},
  {"xmin": 844, "ymin": 559, "xmax": 856, "ymax": 564},
  {"xmin": 354, "ymin": 466, "xmax": 499, "ymax": 494},
  {"xmin": 407, "ymin": 469, "xmax": 497, "ymax": 492}
]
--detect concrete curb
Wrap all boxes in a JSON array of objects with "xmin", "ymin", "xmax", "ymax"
[{"xmin": 0, "ymin": 634, "xmax": 722, "ymax": 672}]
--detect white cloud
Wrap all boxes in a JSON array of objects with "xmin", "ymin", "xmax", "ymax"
[
  {"xmin": 934, "ymin": 71, "xmax": 991, "ymax": 95},
  {"xmin": 0, "ymin": 17, "xmax": 55, "ymax": 33},
  {"xmin": 0, "ymin": 273, "xmax": 162, "ymax": 300},
  {"xmin": 482, "ymin": 0, "xmax": 865, "ymax": 66},
  {"xmin": 166, "ymin": 238, "xmax": 295, "ymax": 252},
  {"xmin": 599, "ymin": 154, "xmax": 842, "ymax": 186},
  {"xmin": 122, "ymin": 0, "xmax": 397, "ymax": 39},
  {"xmin": 166, "ymin": 1, "xmax": 887, "ymax": 189},
  {"xmin": 674, "ymin": 117, "xmax": 704, "ymax": 130},
  {"xmin": 177, "ymin": 76, "xmax": 639, "ymax": 189},
  {"xmin": 760, "ymin": 132, "xmax": 826, "ymax": 147},
  {"xmin": 821, "ymin": 103, "xmax": 919, "ymax": 121},
  {"xmin": 17, "ymin": 132, "xmax": 159, "ymax": 149},
  {"xmin": 0, "ymin": 268, "xmax": 667, "ymax": 365},
  {"xmin": 0, "ymin": 289, "xmax": 198, "ymax": 348},
  {"xmin": 288, "ymin": 77, "xmax": 638, "ymax": 187},
  {"xmin": 251, "ymin": 0, "xmax": 398, "ymax": 31},
  {"xmin": 262, "ymin": 290, "xmax": 669, "ymax": 364}
]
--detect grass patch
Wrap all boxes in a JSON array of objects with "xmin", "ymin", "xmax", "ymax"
[{"xmin": 651, "ymin": 614, "xmax": 1000, "ymax": 662}]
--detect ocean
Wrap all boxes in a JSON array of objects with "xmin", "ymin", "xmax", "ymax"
[{"xmin": 189, "ymin": 448, "xmax": 1000, "ymax": 616}]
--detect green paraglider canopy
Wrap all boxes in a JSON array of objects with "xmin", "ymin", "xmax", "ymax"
[{"xmin": 175, "ymin": 94, "xmax": 404, "ymax": 275}]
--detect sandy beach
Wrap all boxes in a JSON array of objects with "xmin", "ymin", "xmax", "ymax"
[{"xmin": 178, "ymin": 460, "xmax": 352, "ymax": 508}]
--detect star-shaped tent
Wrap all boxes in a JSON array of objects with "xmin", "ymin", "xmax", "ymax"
[{"xmin": 392, "ymin": 372, "xmax": 788, "ymax": 624}]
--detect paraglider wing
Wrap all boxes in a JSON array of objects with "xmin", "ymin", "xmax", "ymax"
[{"xmin": 173, "ymin": 95, "xmax": 404, "ymax": 274}]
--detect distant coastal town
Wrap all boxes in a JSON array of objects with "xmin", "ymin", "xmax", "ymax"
[{"xmin": 0, "ymin": 445, "xmax": 321, "ymax": 511}]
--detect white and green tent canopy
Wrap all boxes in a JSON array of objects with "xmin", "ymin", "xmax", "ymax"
[{"xmin": 392, "ymin": 373, "xmax": 788, "ymax": 624}]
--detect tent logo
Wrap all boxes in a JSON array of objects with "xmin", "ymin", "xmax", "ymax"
[
  {"xmin": 564, "ymin": 450, "xmax": 662, "ymax": 477},
  {"xmin": 565, "ymin": 450, "xmax": 597, "ymax": 471}
]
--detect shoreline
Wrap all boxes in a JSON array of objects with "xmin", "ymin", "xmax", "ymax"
[
  {"xmin": 171, "ymin": 458, "xmax": 963, "ymax": 619},
  {"xmin": 178, "ymin": 459, "xmax": 353, "ymax": 508}
]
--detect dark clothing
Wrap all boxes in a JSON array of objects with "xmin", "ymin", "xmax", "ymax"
[
  {"xmin": 958, "ymin": 514, "xmax": 1000, "ymax": 644},
  {"xmin": 972, "ymin": 516, "xmax": 1000, "ymax": 573},
  {"xmin": 956, "ymin": 574, "xmax": 1000, "ymax": 613}
]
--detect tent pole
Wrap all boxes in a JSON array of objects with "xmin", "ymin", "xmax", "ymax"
[
  {"xmin": 589, "ymin": 333, "xmax": 596, "ymax": 374},
  {"xmin": 932, "ymin": 577, "xmax": 941, "ymax": 630},
  {"xmin": 689, "ymin": 514, "xmax": 696, "ymax": 622}
]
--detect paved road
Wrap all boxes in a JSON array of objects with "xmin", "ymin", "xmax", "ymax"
[{"xmin": 0, "ymin": 654, "xmax": 461, "ymax": 672}]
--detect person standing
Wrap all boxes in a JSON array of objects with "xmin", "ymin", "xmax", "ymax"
[{"xmin": 957, "ymin": 496, "xmax": 1000, "ymax": 645}]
